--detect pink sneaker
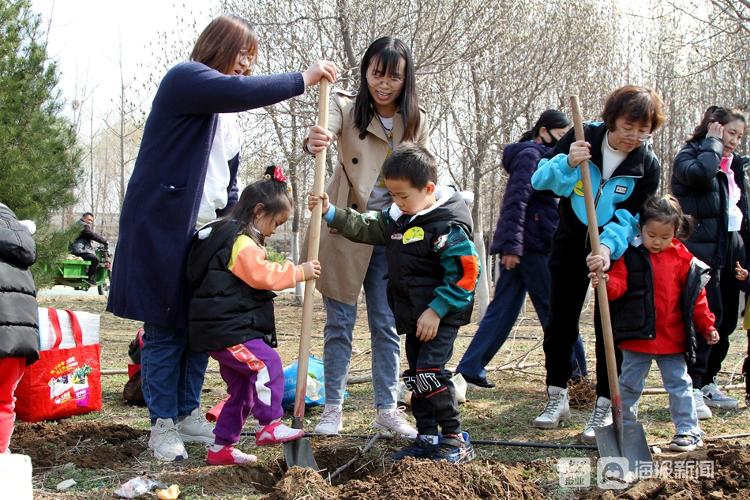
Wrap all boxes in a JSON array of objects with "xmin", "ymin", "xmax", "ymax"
[
  {"xmin": 206, "ymin": 445, "xmax": 257, "ymax": 465},
  {"xmin": 255, "ymin": 421, "xmax": 304, "ymax": 446}
]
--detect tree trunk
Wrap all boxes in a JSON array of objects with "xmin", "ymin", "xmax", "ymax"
[{"xmin": 473, "ymin": 229, "xmax": 490, "ymax": 322}]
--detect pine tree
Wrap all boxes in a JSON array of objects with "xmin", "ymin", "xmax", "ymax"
[
  {"xmin": 0, "ymin": 0, "xmax": 82, "ymax": 285},
  {"xmin": 0, "ymin": 0, "xmax": 80, "ymax": 223}
]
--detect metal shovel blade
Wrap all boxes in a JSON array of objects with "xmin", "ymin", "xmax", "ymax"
[
  {"xmin": 283, "ymin": 436, "xmax": 319, "ymax": 471},
  {"xmin": 595, "ymin": 421, "xmax": 652, "ymax": 474}
]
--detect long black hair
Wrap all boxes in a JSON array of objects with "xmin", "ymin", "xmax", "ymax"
[
  {"xmin": 224, "ymin": 166, "xmax": 292, "ymax": 242},
  {"xmin": 353, "ymin": 36, "xmax": 420, "ymax": 142},
  {"xmin": 687, "ymin": 106, "xmax": 746, "ymax": 143},
  {"xmin": 518, "ymin": 109, "xmax": 571, "ymax": 143}
]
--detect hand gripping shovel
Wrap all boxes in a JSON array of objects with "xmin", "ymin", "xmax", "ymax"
[
  {"xmin": 569, "ymin": 96, "xmax": 651, "ymax": 477},
  {"xmin": 282, "ymin": 79, "xmax": 330, "ymax": 470}
]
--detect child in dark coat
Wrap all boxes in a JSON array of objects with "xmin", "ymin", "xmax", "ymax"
[
  {"xmin": 309, "ymin": 143, "xmax": 480, "ymax": 463},
  {"xmin": 0, "ymin": 203, "xmax": 39, "ymax": 453},
  {"xmin": 187, "ymin": 167, "xmax": 321, "ymax": 465}
]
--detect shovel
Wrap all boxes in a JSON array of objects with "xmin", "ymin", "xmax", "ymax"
[
  {"xmin": 569, "ymin": 95, "xmax": 651, "ymax": 476},
  {"xmin": 282, "ymin": 78, "xmax": 331, "ymax": 470}
]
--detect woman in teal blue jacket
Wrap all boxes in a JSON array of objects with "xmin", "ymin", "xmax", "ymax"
[{"xmin": 530, "ymin": 86, "xmax": 665, "ymax": 444}]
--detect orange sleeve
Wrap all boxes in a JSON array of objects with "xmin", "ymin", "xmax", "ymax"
[{"xmin": 228, "ymin": 235, "xmax": 304, "ymax": 291}]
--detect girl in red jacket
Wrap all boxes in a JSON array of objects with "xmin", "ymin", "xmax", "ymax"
[{"xmin": 589, "ymin": 195, "xmax": 719, "ymax": 452}]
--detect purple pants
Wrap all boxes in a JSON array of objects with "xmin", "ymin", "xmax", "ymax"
[{"xmin": 209, "ymin": 338, "xmax": 284, "ymax": 445}]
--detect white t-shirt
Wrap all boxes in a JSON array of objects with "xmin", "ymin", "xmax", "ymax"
[
  {"xmin": 197, "ymin": 113, "xmax": 241, "ymax": 228},
  {"xmin": 601, "ymin": 132, "xmax": 627, "ymax": 180},
  {"xmin": 720, "ymin": 156, "xmax": 743, "ymax": 231},
  {"xmin": 367, "ymin": 114, "xmax": 395, "ymax": 211}
]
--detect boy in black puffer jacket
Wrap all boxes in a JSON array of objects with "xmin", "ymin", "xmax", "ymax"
[
  {"xmin": 0, "ymin": 203, "xmax": 39, "ymax": 453},
  {"xmin": 309, "ymin": 143, "xmax": 480, "ymax": 464}
]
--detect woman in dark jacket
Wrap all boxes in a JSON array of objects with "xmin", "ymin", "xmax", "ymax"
[
  {"xmin": 671, "ymin": 106, "xmax": 748, "ymax": 416},
  {"xmin": 106, "ymin": 15, "xmax": 337, "ymax": 462},
  {"xmin": 532, "ymin": 86, "xmax": 666, "ymax": 444},
  {"xmin": 456, "ymin": 110, "xmax": 587, "ymax": 388},
  {"xmin": 0, "ymin": 202, "xmax": 39, "ymax": 453}
]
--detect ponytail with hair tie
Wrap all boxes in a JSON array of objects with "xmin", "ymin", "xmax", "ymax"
[{"xmin": 264, "ymin": 165, "xmax": 287, "ymax": 183}]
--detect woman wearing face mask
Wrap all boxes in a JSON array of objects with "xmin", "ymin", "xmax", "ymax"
[
  {"xmin": 456, "ymin": 110, "xmax": 589, "ymax": 389},
  {"xmin": 303, "ymin": 36, "xmax": 428, "ymax": 438},
  {"xmin": 671, "ymin": 106, "xmax": 749, "ymax": 417}
]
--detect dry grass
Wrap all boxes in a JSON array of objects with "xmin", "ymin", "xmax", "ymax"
[{"xmin": 23, "ymin": 292, "xmax": 750, "ymax": 498}]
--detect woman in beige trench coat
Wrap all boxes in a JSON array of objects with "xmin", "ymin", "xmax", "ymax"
[{"xmin": 304, "ymin": 36, "xmax": 429, "ymax": 437}]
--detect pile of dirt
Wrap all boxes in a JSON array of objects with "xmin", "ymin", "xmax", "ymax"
[
  {"xmin": 11, "ymin": 421, "xmax": 147, "ymax": 469},
  {"xmin": 568, "ymin": 377, "xmax": 597, "ymax": 409},
  {"xmin": 265, "ymin": 458, "xmax": 544, "ymax": 499},
  {"xmin": 161, "ymin": 464, "xmax": 279, "ymax": 496},
  {"xmin": 590, "ymin": 443, "xmax": 750, "ymax": 499},
  {"xmin": 265, "ymin": 466, "xmax": 338, "ymax": 499},
  {"xmin": 313, "ymin": 436, "xmax": 389, "ymax": 483}
]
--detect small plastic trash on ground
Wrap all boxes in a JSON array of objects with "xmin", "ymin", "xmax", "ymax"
[
  {"xmin": 114, "ymin": 476, "xmax": 164, "ymax": 498},
  {"xmin": 56, "ymin": 479, "xmax": 77, "ymax": 491},
  {"xmin": 452, "ymin": 373, "xmax": 468, "ymax": 403},
  {"xmin": 155, "ymin": 484, "xmax": 181, "ymax": 499}
]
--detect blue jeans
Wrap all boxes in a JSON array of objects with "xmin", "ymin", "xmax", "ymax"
[
  {"xmin": 456, "ymin": 251, "xmax": 587, "ymax": 380},
  {"xmin": 620, "ymin": 350, "xmax": 701, "ymax": 437},
  {"xmin": 141, "ymin": 323, "xmax": 209, "ymax": 424},
  {"xmin": 322, "ymin": 245, "xmax": 399, "ymax": 409}
]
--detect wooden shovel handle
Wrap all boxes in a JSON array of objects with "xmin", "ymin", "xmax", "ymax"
[
  {"xmin": 293, "ymin": 79, "xmax": 330, "ymax": 424},
  {"xmin": 569, "ymin": 96, "xmax": 622, "ymax": 418}
]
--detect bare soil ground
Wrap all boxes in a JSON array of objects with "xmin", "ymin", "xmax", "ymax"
[{"xmin": 15, "ymin": 292, "xmax": 750, "ymax": 499}]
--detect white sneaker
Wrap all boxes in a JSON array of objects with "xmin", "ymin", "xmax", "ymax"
[
  {"xmin": 176, "ymin": 408, "xmax": 215, "ymax": 444},
  {"xmin": 149, "ymin": 418, "xmax": 188, "ymax": 462},
  {"xmin": 533, "ymin": 386, "xmax": 570, "ymax": 429},
  {"xmin": 255, "ymin": 420, "xmax": 304, "ymax": 446},
  {"xmin": 702, "ymin": 383, "xmax": 740, "ymax": 409},
  {"xmin": 580, "ymin": 397, "xmax": 613, "ymax": 444},
  {"xmin": 315, "ymin": 405, "xmax": 343, "ymax": 435},
  {"xmin": 373, "ymin": 408, "xmax": 418, "ymax": 439},
  {"xmin": 693, "ymin": 388, "xmax": 713, "ymax": 419}
]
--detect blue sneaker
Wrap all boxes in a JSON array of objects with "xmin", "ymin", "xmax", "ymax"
[
  {"xmin": 432, "ymin": 431, "xmax": 476, "ymax": 463},
  {"xmin": 392, "ymin": 435, "xmax": 439, "ymax": 460}
]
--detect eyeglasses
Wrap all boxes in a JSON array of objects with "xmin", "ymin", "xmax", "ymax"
[
  {"xmin": 366, "ymin": 73, "xmax": 404, "ymax": 85},
  {"xmin": 238, "ymin": 50, "xmax": 254, "ymax": 63},
  {"xmin": 621, "ymin": 130, "xmax": 653, "ymax": 143}
]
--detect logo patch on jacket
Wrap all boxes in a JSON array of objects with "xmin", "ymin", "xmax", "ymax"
[
  {"xmin": 574, "ymin": 180, "xmax": 584, "ymax": 196},
  {"xmin": 433, "ymin": 233, "xmax": 449, "ymax": 251},
  {"xmin": 614, "ymin": 185, "xmax": 628, "ymax": 194},
  {"xmin": 403, "ymin": 226, "xmax": 425, "ymax": 244}
]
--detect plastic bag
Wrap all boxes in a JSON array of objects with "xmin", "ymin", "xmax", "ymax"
[
  {"xmin": 16, "ymin": 308, "xmax": 102, "ymax": 422},
  {"xmin": 114, "ymin": 476, "xmax": 165, "ymax": 498},
  {"xmin": 451, "ymin": 372, "xmax": 467, "ymax": 403},
  {"xmin": 282, "ymin": 355, "xmax": 325, "ymax": 409}
]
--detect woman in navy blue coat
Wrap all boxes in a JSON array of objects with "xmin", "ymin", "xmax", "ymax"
[
  {"xmin": 107, "ymin": 15, "xmax": 337, "ymax": 462},
  {"xmin": 456, "ymin": 110, "xmax": 586, "ymax": 388}
]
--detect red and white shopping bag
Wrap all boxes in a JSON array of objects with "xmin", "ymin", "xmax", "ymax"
[{"xmin": 15, "ymin": 308, "xmax": 102, "ymax": 422}]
